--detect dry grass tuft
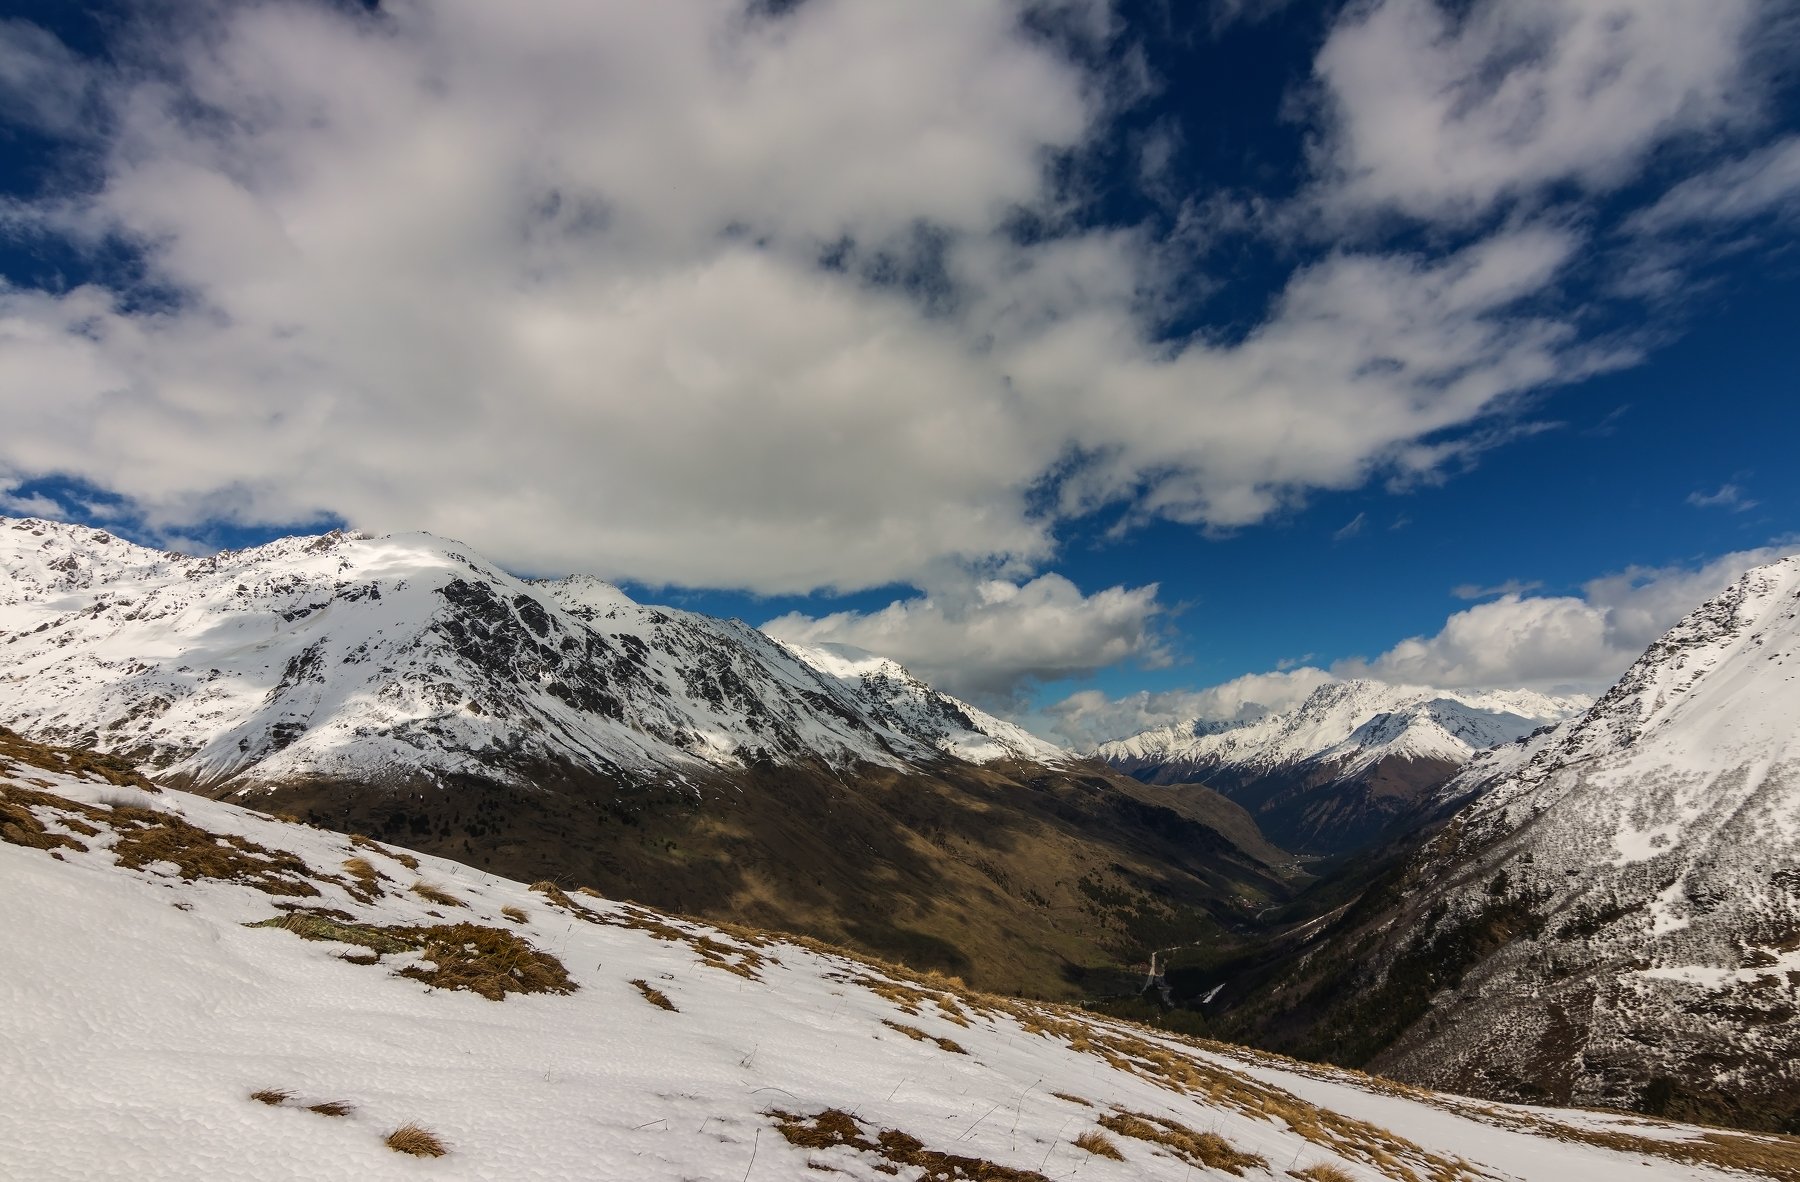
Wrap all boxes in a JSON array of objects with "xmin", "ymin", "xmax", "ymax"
[
  {"xmin": 385, "ymin": 1123, "xmax": 448, "ymax": 1157},
  {"xmin": 410, "ymin": 881, "xmax": 465, "ymax": 908},
  {"xmin": 1, "ymin": 784, "xmax": 92, "ymax": 854},
  {"xmin": 1050, "ymin": 1092, "xmax": 1092, "ymax": 1107},
  {"xmin": 770, "ymin": 1109, "xmax": 1051, "ymax": 1181},
  {"xmin": 0, "ymin": 726, "xmax": 160, "ymax": 792},
  {"xmin": 630, "ymin": 978, "xmax": 678, "ymax": 1011},
  {"xmin": 1099, "ymin": 1111, "xmax": 1267, "ymax": 1176},
  {"xmin": 1073, "ymin": 1130, "xmax": 1125, "ymax": 1160},
  {"xmin": 349, "ymin": 833, "xmax": 418, "ymax": 869},
  {"xmin": 880, "ymin": 1019, "xmax": 966, "ymax": 1055},
  {"xmin": 307, "ymin": 1100, "xmax": 355, "ymax": 1118},
  {"xmin": 501, "ymin": 905, "xmax": 529, "ymax": 924},
  {"xmin": 250, "ymin": 1088, "xmax": 292, "ymax": 1106},
  {"xmin": 249, "ymin": 912, "xmax": 576, "ymax": 1001},
  {"xmin": 341, "ymin": 856, "xmax": 385, "ymax": 902},
  {"xmin": 1292, "ymin": 1165, "xmax": 1356, "ymax": 1182}
]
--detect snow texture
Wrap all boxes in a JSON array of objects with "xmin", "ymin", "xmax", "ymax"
[{"xmin": 1, "ymin": 744, "xmax": 1776, "ymax": 1181}]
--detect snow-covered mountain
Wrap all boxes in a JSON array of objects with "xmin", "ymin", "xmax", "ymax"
[
  {"xmin": 1223, "ymin": 557, "xmax": 1800, "ymax": 1131},
  {"xmin": 0, "ymin": 517, "xmax": 1062, "ymax": 792},
  {"xmin": 1098, "ymin": 680, "xmax": 1586, "ymax": 853},
  {"xmin": 6, "ymin": 727, "xmax": 1792, "ymax": 1181}
]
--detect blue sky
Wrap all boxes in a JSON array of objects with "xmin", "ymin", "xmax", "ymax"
[{"xmin": 1, "ymin": 1, "xmax": 1797, "ymax": 745}]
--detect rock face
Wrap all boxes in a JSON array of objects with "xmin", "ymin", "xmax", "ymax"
[
  {"xmin": 0, "ymin": 517, "xmax": 1060, "ymax": 791},
  {"xmin": 0, "ymin": 516, "xmax": 1296, "ymax": 998},
  {"xmin": 1098, "ymin": 681, "xmax": 1584, "ymax": 853},
  {"xmin": 1221, "ymin": 557, "xmax": 1800, "ymax": 1132}
]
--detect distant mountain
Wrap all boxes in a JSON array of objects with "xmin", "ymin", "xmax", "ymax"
[
  {"xmin": 0, "ymin": 517, "xmax": 1293, "ymax": 997},
  {"xmin": 12, "ymin": 727, "xmax": 1789, "ymax": 1181},
  {"xmin": 1097, "ymin": 680, "xmax": 1586, "ymax": 853},
  {"xmin": 1216, "ymin": 557, "xmax": 1800, "ymax": 1132},
  {"xmin": 0, "ymin": 518, "xmax": 1061, "ymax": 789}
]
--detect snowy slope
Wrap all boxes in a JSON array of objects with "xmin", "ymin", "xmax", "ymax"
[
  {"xmin": 0, "ymin": 518, "xmax": 1062, "ymax": 792},
  {"xmin": 1244, "ymin": 558, "xmax": 1800, "ymax": 1128},
  {"xmin": 1098, "ymin": 680, "xmax": 1584, "ymax": 781},
  {"xmin": 5, "ymin": 732, "xmax": 1791, "ymax": 1181}
]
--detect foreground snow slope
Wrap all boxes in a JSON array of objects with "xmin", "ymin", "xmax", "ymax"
[
  {"xmin": 5, "ymin": 734, "xmax": 1794, "ymax": 1181},
  {"xmin": 0, "ymin": 517, "xmax": 1060, "ymax": 791}
]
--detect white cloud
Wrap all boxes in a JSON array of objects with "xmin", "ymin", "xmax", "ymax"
[
  {"xmin": 0, "ymin": 0, "xmax": 1786, "ymax": 604},
  {"xmin": 1687, "ymin": 483, "xmax": 1758, "ymax": 512},
  {"xmin": 1338, "ymin": 544, "xmax": 1800, "ymax": 691},
  {"xmin": 0, "ymin": 1, "xmax": 1726, "ymax": 597},
  {"xmin": 1038, "ymin": 666, "xmax": 1334, "ymax": 748},
  {"xmin": 1310, "ymin": 0, "xmax": 1766, "ymax": 223},
  {"xmin": 761, "ymin": 572, "xmax": 1167, "ymax": 702},
  {"xmin": 1451, "ymin": 578, "xmax": 1543, "ymax": 601},
  {"xmin": 1630, "ymin": 136, "xmax": 1800, "ymax": 233}
]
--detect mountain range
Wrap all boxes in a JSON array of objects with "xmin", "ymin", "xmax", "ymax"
[
  {"xmin": 1097, "ymin": 680, "xmax": 1588, "ymax": 853},
  {"xmin": 1210, "ymin": 556, "xmax": 1800, "ymax": 1132},
  {"xmin": 0, "ymin": 516, "xmax": 1293, "ymax": 997}
]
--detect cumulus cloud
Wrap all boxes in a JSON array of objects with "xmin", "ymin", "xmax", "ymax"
[
  {"xmin": 761, "ymin": 572, "xmax": 1167, "ymax": 703},
  {"xmin": 1309, "ymin": 0, "xmax": 1767, "ymax": 223},
  {"xmin": 0, "ymin": 0, "xmax": 1777, "ymax": 599},
  {"xmin": 1038, "ymin": 666, "xmax": 1334, "ymax": 748},
  {"xmin": 1339, "ymin": 544, "xmax": 1800, "ymax": 691}
]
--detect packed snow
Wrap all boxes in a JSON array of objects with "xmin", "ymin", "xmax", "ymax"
[{"xmin": 3, "ymin": 739, "xmax": 1786, "ymax": 1182}]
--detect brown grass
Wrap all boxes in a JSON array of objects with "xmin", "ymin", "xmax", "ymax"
[
  {"xmin": 250, "ymin": 1088, "xmax": 292, "ymax": 1106},
  {"xmin": 501, "ymin": 905, "xmax": 529, "ymax": 924},
  {"xmin": 1098, "ymin": 1111, "xmax": 1266, "ymax": 1176},
  {"xmin": 349, "ymin": 833, "xmax": 418, "ymax": 869},
  {"xmin": 0, "ymin": 784, "xmax": 92, "ymax": 854},
  {"xmin": 0, "ymin": 726, "xmax": 160, "ymax": 792},
  {"xmin": 1050, "ymin": 1092, "xmax": 1092, "ymax": 1107},
  {"xmin": 249, "ymin": 912, "xmax": 576, "ymax": 1001},
  {"xmin": 1073, "ymin": 1130, "xmax": 1125, "ymax": 1160},
  {"xmin": 770, "ymin": 1109, "xmax": 1051, "ymax": 1181},
  {"xmin": 630, "ymin": 979, "xmax": 678, "ymax": 1011},
  {"xmin": 385, "ymin": 1123, "xmax": 447, "ymax": 1157},
  {"xmin": 1292, "ymin": 1165, "xmax": 1356, "ymax": 1182},
  {"xmin": 410, "ymin": 881, "xmax": 464, "ymax": 908},
  {"xmin": 109, "ymin": 805, "xmax": 321, "ymax": 896},
  {"xmin": 880, "ymin": 1019, "xmax": 966, "ymax": 1055},
  {"xmin": 342, "ymin": 856, "xmax": 385, "ymax": 902},
  {"xmin": 307, "ymin": 1100, "xmax": 355, "ymax": 1118}
]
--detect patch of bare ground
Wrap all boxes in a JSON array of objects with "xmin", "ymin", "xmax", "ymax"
[
  {"xmin": 0, "ymin": 726, "xmax": 161, "ymax": 793},
  {"xmin": 1072, "ymin": 1129, "xmax": 1124, "ymax": 1160},
  {"xmin": 630, "ymin": 978, "xmax": 678, "ymax": 1011},
  {"xmin": 107, "ymin": 804, "xmax": 322, "ymax": 896},
  {"xmin": 248, "ymin": 911, "xmax": 575, "ymax": 1001},
  {"xmin": 1098, "ymin": 1111, "xmax": 1266, "ymax": 1175},
  {"xmin": 880, "ymin": 1019, "xmax": 966, "ymax": 1054},
  {"xmin": 770, "ymin": 1108, "xmax": 1051, "ymax": 1181},
  {"xmin": 0, "ymin": 782, "xmax": 99, "ymax": 853},
  {"xmin": 385, "ymin": 1123, "xmax": 448, "ymax": 1157}
]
